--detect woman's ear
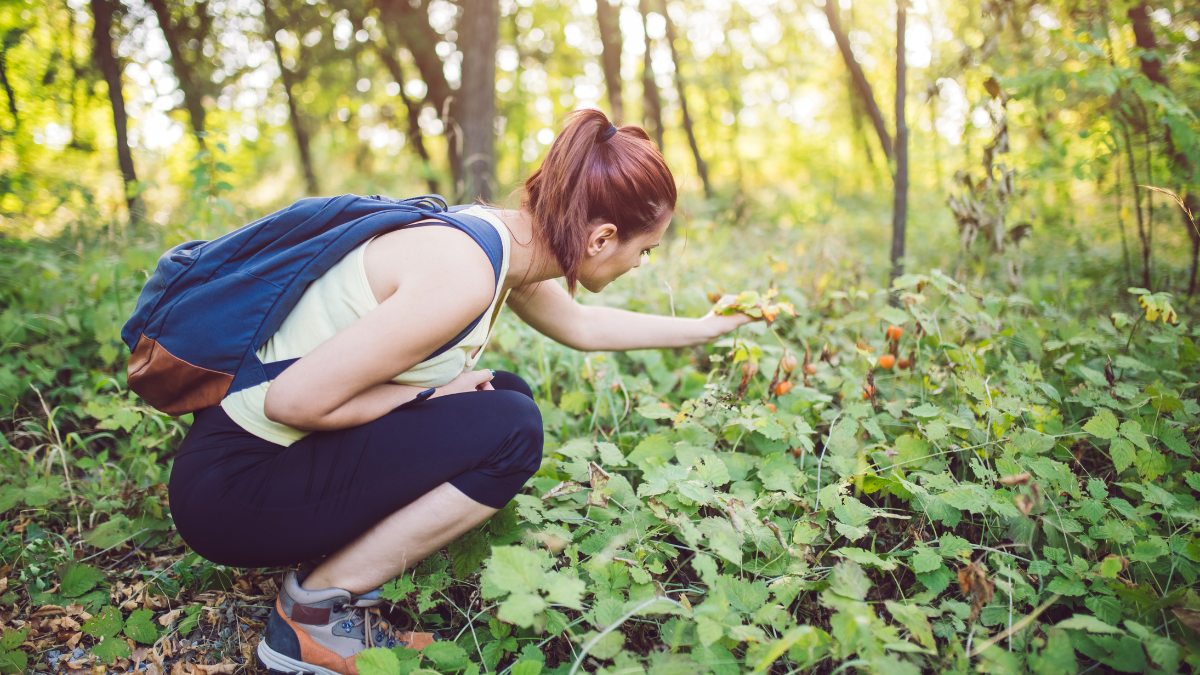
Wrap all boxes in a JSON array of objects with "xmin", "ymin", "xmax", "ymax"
[{"xmin": 586, "ymin": 223, "xmax": 619, "ymax": 257}]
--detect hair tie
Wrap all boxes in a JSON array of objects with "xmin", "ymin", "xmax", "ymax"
[{"xmin": 599, "ymin": 123, "xmax": 617, "ymax": 142}]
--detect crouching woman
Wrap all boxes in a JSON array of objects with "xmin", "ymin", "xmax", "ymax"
[{"xmin": 167, "ymin": 109, "xmax": 752, "ymax": 675}]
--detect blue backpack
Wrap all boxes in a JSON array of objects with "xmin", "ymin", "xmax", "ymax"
[{"xmin": 121, "ymin": 194, "xmax": 503, "ymax": 416}]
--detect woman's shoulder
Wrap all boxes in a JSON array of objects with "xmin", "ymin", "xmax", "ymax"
[{"xmin": 363, "ymin": 223, "xmax": 497, "ymax": 305}]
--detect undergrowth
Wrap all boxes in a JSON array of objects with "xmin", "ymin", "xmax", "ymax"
[{"xmin": 0, "ymin": 224, "xmax": 1198, "ymax": 675}]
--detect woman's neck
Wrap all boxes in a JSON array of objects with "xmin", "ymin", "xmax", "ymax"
[{"xmin": 494, "ymin": 208, "xmax": 563, "ymax": 290}]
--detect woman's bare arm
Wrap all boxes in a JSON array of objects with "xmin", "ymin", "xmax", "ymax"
[
  {"xmin": 507, "ymin": 279, "xmax": 751, "ymax": 352},
  {"xmin": 263, "ymin": 227, "xmax": 496, "ymax": 430}
]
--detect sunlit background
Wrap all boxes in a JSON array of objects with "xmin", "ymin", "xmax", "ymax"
[{"xmin": 2, "ymin": 0, "xmax": 1198, "ymax": 294}]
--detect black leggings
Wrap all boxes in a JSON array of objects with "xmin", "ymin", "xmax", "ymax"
[{"xmin": 168, "ymin": 371, "xmax": 543, "ymax": 568}]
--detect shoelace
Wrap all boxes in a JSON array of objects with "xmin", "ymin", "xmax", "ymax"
[{"xmin": 332, "ymin": 603, "xmax": 399, "ymax": 650}]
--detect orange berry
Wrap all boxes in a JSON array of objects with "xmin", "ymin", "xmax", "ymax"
[
  {"xmin": 804, "ymin": 363, "xmax": 819, "ymax": 376},
  {"xmin": 766, "ymin": 403, "xmax": 777, "ymax": 412},
  {"xmin": 861, "ymin": 384, "xmax": 876, "ymax": 400},
  {"xmin": 775, "ymin": 381, "xmax": 793, "ymax": 396},
  {"xmin": 791, "ymin": 446, "xmax": 804, "ymax": 458},
  {"xmin": 780, "ymin": 354, "xmax": 798, "ymax": 374},
  {"xmin": 886, "ymin": 325, "xmax": 903, "ymax": 341},
  {"xmin": 878, "ymin": 354, "xmax": 896, "ymax": 370},
  {"xmin": 898, "ymin": 358, "xmax": 911, "ymax": 370}
]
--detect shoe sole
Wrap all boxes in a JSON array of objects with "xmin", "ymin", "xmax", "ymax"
[{"xmin": 255, "ymin": 640, "xmax": 346, "ymax": 675}]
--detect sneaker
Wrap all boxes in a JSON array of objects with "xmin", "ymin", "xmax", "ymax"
[{"xmin": 255, "ymin": 571, "xmax": 439, "ymax": 675}]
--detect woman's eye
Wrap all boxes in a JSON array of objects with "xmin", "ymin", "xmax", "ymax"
[{"xmin": 641, "ymin": 249, "xmax": 652, "ymax": 258}]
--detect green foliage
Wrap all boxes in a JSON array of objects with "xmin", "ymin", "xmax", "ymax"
[{"xmin": 0, "ymin": 628, "xmax": 29, "ymax": 675}]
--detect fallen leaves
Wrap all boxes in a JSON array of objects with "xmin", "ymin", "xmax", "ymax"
[{"xmin": 957, "ymin": 561, "xmax": 995, "ymax": 623}]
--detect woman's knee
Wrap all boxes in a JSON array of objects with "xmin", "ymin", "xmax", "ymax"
[
  {"xmin": 491, "ymin": 370, "xmax": 534, "ymax": 400},
  {"xmin": 494, "ymin": 390, "xmax": 544, "ymax": 471}
]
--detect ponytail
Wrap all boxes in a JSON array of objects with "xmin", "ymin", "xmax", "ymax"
[{"xmin": 522, "ymin": 109, "xmax": 677, "ymax": 294}]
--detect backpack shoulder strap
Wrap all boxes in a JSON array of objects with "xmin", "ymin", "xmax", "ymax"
[
  {"xmin": 400, "ymin": 210, "xmax": 505, "ymax": 359},
  {"xmin": 259, "ymin": 210, "xmax": 505, "ymax": 381}
]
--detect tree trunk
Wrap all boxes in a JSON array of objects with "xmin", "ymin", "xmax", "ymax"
[
  {"xmin": 375, "ymin": 0, "xmax": 462, "ymax": 190},
  {"xmin": 1127, "ymin": 1, "xmax": 1200, "ymax": 294},
  {"xmin": 823, "ymin": 0, "xmax": 892, "ymax": 163},
  {"xmin": 376, "ymin": 45, "xmax": 439, "ymax": 194},
  {"xmin": 1120, "ymin": 124, "xmax": 1152, "ymax": 289},
  {"xmin": 262, "ymin": 2, "xmax": 319, "ymax": 196},
  {"xmin": 458, "ymin": 0, "xmax": 498, "ymax": 203},
  {"xmin": 1113, "ymin": 160, "xmax": 1133, "ymax": 287},
  {"xmin": 639, "ymin": 0, "xmax": 664, "ymax": 150},
  {"xmin": 890, "ymin": 0, "xmax": 907, "ymax": 285},
  {"xmin": 1127, "ymin": 3, "xmax": 1165, "ymax": 86},
  {"xmin": 661, "ymin": 2, "xmax": 710, "ymax": 198},
  {"xmin": 0, "ymin": 44, "xmax": 20, "ymax": 133},
  {"xmin": 596, "ymin": 0, "xmax": 623, "ymax": 124},
  {"xmin": 147, "ymin": 0, "xmax": 206, "ymax": 144},
  {"xmin": 90, "ymin": 0, "xmax": 143, "ymax": 221}
]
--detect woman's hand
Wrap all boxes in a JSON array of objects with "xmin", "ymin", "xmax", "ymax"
[
  {"xmin": 430, "ymin": 369, "xmax": 496, "ymax": 398},
  {"xmin": 697, "ymin": 306, "xmax": 757, "ymax": 343}
]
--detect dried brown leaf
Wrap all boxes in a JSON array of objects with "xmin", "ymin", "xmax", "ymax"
[{"xmin": 540, "ymin": 481, "xmax": 583, "ymax": 501}]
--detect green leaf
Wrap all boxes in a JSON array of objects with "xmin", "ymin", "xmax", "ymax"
[
  {"xmin": 1082, "ymin": 410, "xmax": 1119, "ymax": 440},
  {"xmin": 481, "ymin": 546, "xmax": 548, "ymax": 597},
  {"xmin": 123, "ymin": 608, "xmax": 159, "ymax": 644},
  {"xmin": 91, "ymin": 635, "xmax": 132, "ymax": 664},
  {"xmin": 560, "ymin": 391, "xmax": 590, "ymax": 415},
  {"xmin": 834, "ymin": 547, "xmax": 897, "ymax": 570},
  {"xmin": 496, "ymin": 593, "xmax": 546, "ymax": 628},
  {"xmin": 832, "ymin": 496, "xmax": 875, "ymax": 528},
  {"xmin": 82, "ymin": 605, "xmax": 124, "ymax": 639},
  {"xmin": 894, "ymin": 435, "xmax": 932, "ymax": 466},
  {"xmin": 720, "ymin": 576, "xmax": 769, "ymax": 614},
  {"xmin": 1128, "ymin": 537, "xmax": 1168, "ymax": 563},
  {"xmin": 1144, "ymin": 635, "xmax": 1180, "ymax": 672},
  {"xmin": 381, "ymin": 576, "xmax": 416, "ymax": 603},
  {"xmin": 885, "ymin": 601, "xmax": 935, "ymax": 650},
  {"xmin": 906, "ymin": 404, "xmax": 943, "ymax": 418},
  {"xmin": 826, "ymin": 561, "xmax": 871, "ymax": 601},
  {"xmin": 911, "ymin": 548, "xmax": 943, "ymax": 574},
  {"xmin": 697, "ymin": 517, "xmax": 743, "ymax": 565},
  {"xmin": 792, "ymin": 521, "xmax": 821, "ymax": 545},
  {"xmin": 447, "ymin": 528, "xmax": 490, "ymax": 579},
  {"xmin": 587, "ymin": 630, "xmax": 625, "ymax": 660},
  {"xmin": 1134, "ymin": 449, "xmax": 1168, "ymax": 481},
  {"xmin": 356, "ymin": 645, "xmax": 400, "ymax": 675},
  {"xmin": 916, "ymin": 566, "xmax": 952, "ymax": 595},
  {"xmin": 421, "ymin": 642, "xmax": 469, "ymax": 671},
  {"xmin": 596, "ymin": 442, "xmax": 626, "ymax": 467},
  {"xmin": 1109, "ymin": 438, "xmax": 1136, "ymax": 474},
  {"xmin": 59, "ymin": 563, "xmax": 105, "ymax": 599},
  {"xmin": 85, "ymin": 515, "xmax": 134, "ymax": 550},
  {"xmin": 1119, "ymin": 420, "xmax": 1150, "ymax": 451},
  {"xmin": 0, "ymin": 649, "xmax": 27, "ymax": 675},
  {"xmin": 0, "ymin": 629, "xmax": 27, "ymax": 652},
  {"xmin": 635, "ymin": 404, "xmax": 675, "ymax": 420},
  {"xmin": 1186, "ymin": 472, "xmax": 1200, "ymax": 493},
  {"xmin": 1098, "ymin": 555, "xmax": 1123, "ymax": 578},
  {"xmin": 592, "ymin": 597, "xmax": 626, "ymax": 628},
  {"xmin": 511, "ymin": 661, "xmax": 543, "ymax": 675},
  {"xmin": 1056, "ymin": 614, "xmax": 1122, "ymax": 633},
  {"xmin": 937, "ymin": 534, "xmax": 972, "ymax": 559},
  {"xmin": 626, "ymin": 434, "xmax": 674, "ymax": 465},
  {"xmin": 1028, "ymin": 628, "xmax": 1077, "ymax": 675},
  {"xmin": 541, "ymin": 571, "xmax": 585, "ymax": 609}
]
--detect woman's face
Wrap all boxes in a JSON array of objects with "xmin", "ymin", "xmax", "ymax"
[{"xmin": 576, "ymin": 215, "xmax": 672, "ymax": 293}]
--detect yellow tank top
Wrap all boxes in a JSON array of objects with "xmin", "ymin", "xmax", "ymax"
[{"xmin": 221, "ymin": 206, "xmax": 511, "ymax": 445}]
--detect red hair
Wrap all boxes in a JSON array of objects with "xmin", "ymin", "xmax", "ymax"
[{"xmin": 522, "ymin": 109, "xmax": 677, "ymax": 293}]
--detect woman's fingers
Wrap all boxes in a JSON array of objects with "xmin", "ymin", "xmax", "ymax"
[{"xmin": 471, "ymin": 369, "xmax": 496, "ymax": 390}]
